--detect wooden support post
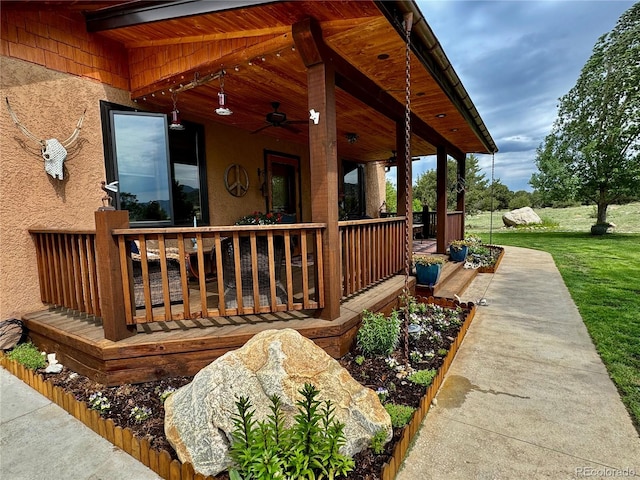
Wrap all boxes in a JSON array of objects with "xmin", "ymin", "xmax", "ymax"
[
  {"xmin": 456, "ymin": 154, "xmax": 466, "ymax": 238},
  {"xmin": 294, "ymin": 18, "xmax": 341, "ymax": 321},
  {"xmin": 436, "ymin": 146, "xmax": 448, "ymax": 254},
  {"xmin": 94, "ymin": 210, "xmax": 136, "ymax": 341},
  {"xmin": 396, "ymin": 120, "xmax": 413, "ymax": 273}
]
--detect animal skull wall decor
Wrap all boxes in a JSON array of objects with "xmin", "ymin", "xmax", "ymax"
[{"xmin": 5, "ymin": 97, "xmax": 86, "ymax": 180}]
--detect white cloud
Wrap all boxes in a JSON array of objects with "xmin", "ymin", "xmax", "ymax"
[{"xmin": 414, "ymin": 0, "xmax": 635, "ymax": 192}]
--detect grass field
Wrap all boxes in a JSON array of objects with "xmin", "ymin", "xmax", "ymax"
[
  {"xmin": 466, "ymin": 202, "xmax": 640, "ymax": 234},
  {"xmin": 467, "ymin": 203, "xmax": 640, "ymax": 431}
]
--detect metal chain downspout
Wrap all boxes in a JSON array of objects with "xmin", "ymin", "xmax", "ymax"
[{"xmin": 402, "ymin": 11, "xmax": 413, "ymax": 362}]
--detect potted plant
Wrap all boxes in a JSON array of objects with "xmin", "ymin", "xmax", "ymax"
[
  {"xmin": 448, "ymin": 239, "xmax": 469, "ymax": 262},
  {"xmin": 413, "ymin": 255, "xmax": 445, "ymax": 286}
]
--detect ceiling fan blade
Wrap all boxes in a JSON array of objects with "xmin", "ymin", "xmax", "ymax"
[
  {"xmin": 281, "ymin": 123, "xmax": 301, "ymax": 134},
  {"xmin": 251, "ymin": 124, "xmax": 272, "ymax": 134},
  {"xmin": 286, "ymin": 120, "xmax": 308, "ymax": 125}
]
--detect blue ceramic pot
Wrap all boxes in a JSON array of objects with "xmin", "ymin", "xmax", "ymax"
[
  {"xmin": 415, "ymin": 263, "xmax": 442, "ymax": 286},
  {"xmin": 449, "ymin": 245, "xmax": 468, "ymax": 262}
]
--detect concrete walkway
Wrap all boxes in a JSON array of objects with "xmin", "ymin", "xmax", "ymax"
[
  {"xmin": 0, "ymin": 367, "xmax": 161, "ymax": 480},
  {"xmin": 397, "ymin": 246, "xmax": 640, "ymax": 479},
  {"xmin": 1, "ymin": 246, "xmax": 638, "ymax": 479}
]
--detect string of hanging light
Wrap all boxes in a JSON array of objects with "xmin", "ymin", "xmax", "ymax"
[{"xmin": 131, "ymin": 44, "xmax": 297, "ymax": 105}]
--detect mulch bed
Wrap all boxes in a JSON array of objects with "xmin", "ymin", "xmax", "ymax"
[{"xmin": 32, "ymin": 299, "xmax": 470, "ymax": 480}]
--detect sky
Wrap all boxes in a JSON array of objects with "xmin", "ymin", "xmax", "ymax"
[{"xmin": 389, "ymin": 0, "xmax": 637, "ymax": 192}]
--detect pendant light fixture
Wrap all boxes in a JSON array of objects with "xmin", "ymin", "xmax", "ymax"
[
  {"xmin": 169, "ymin": 92, "xmax": 185, "ymax": 130},
  {"xmin": 215, "ymin": 71, "xmax": 233, "ymax": 116}
]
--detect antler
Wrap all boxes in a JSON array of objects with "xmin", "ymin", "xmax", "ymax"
[
  {"xmin": 5, "ymin": 97, "xmax": 44, "ymax": 148},
  {"xmin": 5, "ymin": 97, "xmax": 86, "ymax": 149},
  {"xmin": 61, "ymin": 107, "xmax": 87, "ymax": 147}
]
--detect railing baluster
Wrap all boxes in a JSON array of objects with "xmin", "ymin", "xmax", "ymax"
[
  {"xmin": 138, "ymin": 237, "xmax": 153, "ymax": 322},
  {"xmin": 118, "ymin": 235, "xmax": 135, "ymax": 325},
  {"xmin": 248, "ymin": 232, "xmax": 260, "ymax": 312},
  {"xmin": 314, "ymin": 229, "xmax": 324, "ymax": 307},
  {"xmin": 299, "ymin": 231, "xmax": 310, "ymax": 309},
  {"xmin": 194, "ymin": 233, "xmax": 208, "ymax": 318},
  {"xmin": 176, "ymin": 234, "xmax": 191, "ymax": 319},
  {"xmin": 232, "ymin": 233, "xmax": 243, "ymax": 313},
  {"xmin": 157, "ymin": 235, "xmax": 172, "ymax": 321},
  {"xmin": 283, "ymin": 230, "xmax": 294, "ymax": 309},
  {"xmin": 214, "ymin": 233, "xmax": 226, "ymax": 316}
]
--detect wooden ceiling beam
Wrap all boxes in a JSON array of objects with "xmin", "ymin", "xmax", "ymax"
[
  {"xmin": 86, "ymin": 0, "xmax": 274, "ymax": 32},
  {"xmin": 293, "ymin": 17, "xmax": 464, "ymax": 159},
  {"xmin": 130, "ymin": 32, "xmax": 293, "ymax": 99}
]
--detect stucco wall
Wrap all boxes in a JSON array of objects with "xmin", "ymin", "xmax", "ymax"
[
  {"xmin": 201, "ymin": 122, "xmax": 311, "ymax": 226},
  {"xmin": 0, "ymin": 56, "xmax": 132, "ymax": 318}
]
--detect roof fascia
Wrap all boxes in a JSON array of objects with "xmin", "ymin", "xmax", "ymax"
[
  {"xmin": 374, "ymin": 0, "xmax": 498, "ymax": 154},
  {"xmin": 85, "ymin": 0, "xmax": 280, "ymax": 32}
]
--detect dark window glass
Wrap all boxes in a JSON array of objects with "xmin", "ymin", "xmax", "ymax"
[
  {"xmin": 342, "ymin": 161, "xmax": 365, "ymax": 217},
  {"xmin": 100, "ymin": 101, "xmax": 208, "ymax": 227}
]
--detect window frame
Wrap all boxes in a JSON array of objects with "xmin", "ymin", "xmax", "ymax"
[{"xmin": 100, "ymin": 101, "xmax": 209, "ymax": 227}]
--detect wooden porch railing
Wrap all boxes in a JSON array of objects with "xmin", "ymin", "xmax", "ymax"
[
  {"xmin": 445, "ymin": 211, "xmax": 464, "ymax": 247},
  {"xmin": 339, "ymin": 217, "xmax": 405, "ymax": 298},
  {"xmin": 30, "ymin": 229, "xmax": 101, "ymax": 316},
  {"xmin": 112, "ymin": 224, "xmax": 326, "ymax": 324}
]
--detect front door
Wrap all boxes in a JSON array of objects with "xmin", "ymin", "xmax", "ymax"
[{"xmin": 265, "ymin": 151, "xmax": 300, "ymax": 221}]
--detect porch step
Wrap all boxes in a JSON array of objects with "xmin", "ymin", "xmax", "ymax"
[{"xmin": 415, "ymin": 259, "xmax": 478, "ymax": 299}]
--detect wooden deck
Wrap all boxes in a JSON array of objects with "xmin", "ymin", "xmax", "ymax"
[{"xmin": 24, "ymin": 275, "xmax": 414, "ymax": 385}]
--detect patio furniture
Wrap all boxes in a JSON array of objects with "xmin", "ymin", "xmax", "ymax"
[
  {"xmin": 132, "ymin": 249, "xmax": 183, "ymax": 308},
  {"xmin": 221, "ymin": 236, "xmax": 287, "ymax": 308}
]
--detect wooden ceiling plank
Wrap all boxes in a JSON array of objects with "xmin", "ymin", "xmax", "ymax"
[
  {"xmin": 293, "ymin": 17, "xmax": 464, "ymax": 159},
  {"xmin": 131, "ymin": 33, "xmax": 294, "ymax": 99},
  {"xmin": 125, "ymin": 25, "xmax": 292, "ymax": 48}
]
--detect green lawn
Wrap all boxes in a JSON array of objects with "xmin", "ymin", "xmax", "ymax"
[
  {"xmin": 466, "ymin": 201, "xmax": 640, "ymax": 234},
  {"xmin": 472, "ymin": 229, "xmax": 640, "ymax": 431}
]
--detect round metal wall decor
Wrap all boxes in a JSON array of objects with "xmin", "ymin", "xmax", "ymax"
[{"xmin": 224, "ymin": 163, "xmax": 249, "ymax": 197}]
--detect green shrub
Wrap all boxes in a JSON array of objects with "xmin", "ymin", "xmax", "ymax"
[
  {"xmin": 7, "ymin": 342, "xmax": 46, "ymax": 370},
  {"xmin": 369, "ymin": 429, "xmax": 388, "ymax": 455},
  {"xmin": 384, "ymin": 403, "xmax": 416, "ymax": 428},
  {"xmin": 229, "ymin": 383, "xmax": 354, "ymax": 480},
  {"xmin": 356, "ymin": 310, "xmax": 401, "ymax": 357},
  {"xmin": 407, "ymin": 369, "xmax": 437, "ymax": 387}
]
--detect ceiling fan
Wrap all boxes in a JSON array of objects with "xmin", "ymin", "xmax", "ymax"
[{"xmin": 251, "ymin": 102, "xmax": 307, "ymax": 134}]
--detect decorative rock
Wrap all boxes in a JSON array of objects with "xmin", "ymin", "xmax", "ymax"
[
  {"xmin": 502, "ymin": 207, "xmax": 542, "ymax": 227},
  {"xmin": 44, "ymin": 353, "xmax": 63, "ymax": 374},
  {"xmin": 0, "ymin": 319, "xmax": 25, "ymax": 350},
  {"xmin": 164, "ymin": 329, "xmax": 392, "ymax": 477}
]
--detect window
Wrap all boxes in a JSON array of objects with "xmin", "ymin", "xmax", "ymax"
[
  {"xmin": 265, "ymin": 151, "xmax": 300, "ymax": 221},
  {"xmin": 341, "ymin": 161, "xmax": 365, "ymax": 218},
  {"xmin": 100, "ymin": 101, "xmax": 208, "ymax": 226}
]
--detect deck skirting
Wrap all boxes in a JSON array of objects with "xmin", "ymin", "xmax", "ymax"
[{"xmin": 24, "ymin": 275, "xmax": 414, "ymax": 385}]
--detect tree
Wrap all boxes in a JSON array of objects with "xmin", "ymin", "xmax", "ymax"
[
  {"xmin": 413, "ymin": 154, "xmax": 490, "ymax": 213},
  {"xmin": 385, "ymin": 180, "xmax": 397, "ymax": 214},
  {"xmin": 476, "ymin": 179, "xmax": 512, "ymax": 211},
  {"xmin": 530, "ymin": 4, "xmax": 640, "ymax": 224}
]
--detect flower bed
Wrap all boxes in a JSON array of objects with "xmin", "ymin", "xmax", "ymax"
[{"xmin": 1, "ymin": 296, "xmax": 476, "ymax": 480}]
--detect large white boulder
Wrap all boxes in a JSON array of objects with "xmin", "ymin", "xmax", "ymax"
[
  {"xmin": 502, "ymin": 207, "xmax": 542, "ymax": 227},
  {"xmin": 164, "ymin": 328, "xmax": 392, "ymax": 477}
]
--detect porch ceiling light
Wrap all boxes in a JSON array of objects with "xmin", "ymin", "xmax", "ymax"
[
  {"xmin": 215, "ymin": 71, "xmax": 233, "ymax": 116},
  {"xmin": 346, "ymin": 132, "xmax": 359, "ymax": 144},
  {"xmin": 169, "ymin": 93, "xmax": 185, "ymax": 131},
  {"xmin": 435, "ymin": 113, "xmax": 447, "ymax": 118}
]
